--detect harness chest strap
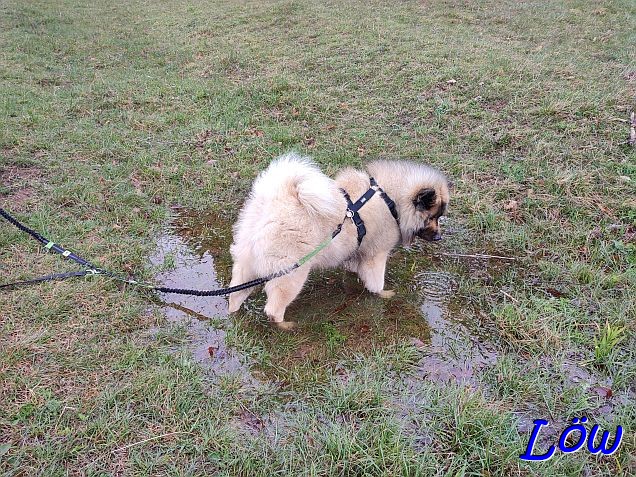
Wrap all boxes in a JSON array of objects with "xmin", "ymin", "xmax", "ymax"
[
  {"xmin": 340, "ymin": 188, "xmax": 366, "ymax": 245},
  {"xmin": 370, "ymin": 177, "xmax": 400, "ymax": 225},
  {"xmin": 340, "ymin": 177, "xmax": 400, "ymax": 246}
]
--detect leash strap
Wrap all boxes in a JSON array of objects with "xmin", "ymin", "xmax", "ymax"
[
  {"xmin": 0, "ymin": 270, "xmax": 97, "ymax": 290},
  {"xmin": 0, "ymin": 207, "xmax": 98, "ymax": 269},
  {"xmin": 0, "ymin": 207, "xmax": 345, "ymax": 295}
]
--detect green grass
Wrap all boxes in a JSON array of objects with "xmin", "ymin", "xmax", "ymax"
[
  {"xmin": 594, "ymin": 321, "xmax": 627, "ymax": 367},
  {"xmin": 1, "ymin": 0, "xmax": 635, "ymax": 475}
]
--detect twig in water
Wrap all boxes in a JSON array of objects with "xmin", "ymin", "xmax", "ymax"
[{"xmin": 441, "ymin": 252, "xmax": 517, "ymax": 261}]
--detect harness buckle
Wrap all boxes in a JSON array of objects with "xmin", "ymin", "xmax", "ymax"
[{"xmin": 346, "ymin": 209, "xmax": 354, "ymax": 218}]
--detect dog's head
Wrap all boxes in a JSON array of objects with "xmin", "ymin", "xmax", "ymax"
[
  {"xmin": 398, "ymin": 165, "xmax": 450, "ymax": 246},
  {"xmin": 366, "ymin": 160, "xmax": 451, "ymax": 246},
  {"xmin": 411, "ymin": 185, "xmax": 449, "ymax": 242}
]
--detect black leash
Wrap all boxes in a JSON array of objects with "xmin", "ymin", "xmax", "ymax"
[
  {"xmin": 0, "ymin": 270, "xmax": 97, "ymax": 290},
  {"xmin": 0, "ymin": 207, "xmax": 330, "ymax": 295},
  {"xmin": 0, "ymin": 207, "xmax": 96, "ymax": 268}
]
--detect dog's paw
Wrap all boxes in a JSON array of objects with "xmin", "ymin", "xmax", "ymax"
[
  {"xmin": 378, "ymin": 289, "xmax": 396, "ymax": 299},
  {"xmin": 228, "ymin": 298, "xmax": 242, "ymax": 313},
  {"xmin": 274, "ymin": 321, "xmax": 297, "ymax": 331}
]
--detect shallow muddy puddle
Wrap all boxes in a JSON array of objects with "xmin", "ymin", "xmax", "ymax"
[
  {"xmin": 147, "ymin": 208, "xmax": 630, "ymax": 444},
  {"xmin": 148, "ymin": 211, "xmax": 260, "ymax": 388},
  {"xmin": 149, "ymin": 210, "xmax": 510, "ymax": 389},
  {"xmin": 412, "ymin": 271, "xmax": 498, "ymax": 385}
]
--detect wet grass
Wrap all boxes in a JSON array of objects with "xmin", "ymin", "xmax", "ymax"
[{"xmin": 1, "ymin": 0, "xmax": 635, "ymax": 475}]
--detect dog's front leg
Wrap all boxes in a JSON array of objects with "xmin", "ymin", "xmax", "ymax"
[{"xmin": 356, "ymin": 252, "xmax": 395, "ymax": 298}]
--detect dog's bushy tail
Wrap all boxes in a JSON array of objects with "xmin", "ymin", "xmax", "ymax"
[{"xmin": 253, "ymin": 152, "xmax": 344, "ymax": 221}]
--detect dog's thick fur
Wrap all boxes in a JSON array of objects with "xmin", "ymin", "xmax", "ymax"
[{"xmin": 228, "ymin": 152, "xmax": 450, "ymax": 328}]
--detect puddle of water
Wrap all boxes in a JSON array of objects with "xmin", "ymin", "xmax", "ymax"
[
  {"xmin": 231, "ymin": 269, "xmax": 434, "ymax": 385},
  {"xmin": 149, "ymin": 219, "xmax": 259, "ymax": 388},
  {"xmin": 410, "ymin": 271, "xmax": 498, "ymax": 386},
  {"xmin": 148, "ymin": 209, "xmax": 507, "ymax": 389},
  {"xmin": 167, "ymin": 208, "xmax": 234, "ymax": 285},
  {"xmin": 147, "ymin": 209, "xmax": 633, "ymax": 448}
]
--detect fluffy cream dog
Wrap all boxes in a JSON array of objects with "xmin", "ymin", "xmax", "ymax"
[{"xmin": 228, "ymin": 152, "xmax": 450, "ymax": 328}]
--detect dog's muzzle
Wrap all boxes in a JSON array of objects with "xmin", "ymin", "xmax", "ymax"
[{"xmin": 417, "ymin": 228, "xmax": 442, "ymax": 242}]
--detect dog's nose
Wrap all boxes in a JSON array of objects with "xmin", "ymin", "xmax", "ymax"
[{"xmin": 432, "ymin": 233, "xmax": 442, "ymax": 241}]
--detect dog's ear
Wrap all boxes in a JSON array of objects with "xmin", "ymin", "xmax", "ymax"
[{"xmin": 413, "ymin": 188, "xmax": 436, "ymax": 211}]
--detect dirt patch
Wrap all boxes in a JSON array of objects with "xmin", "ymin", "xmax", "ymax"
[
  {"xmin": 1, "ymin": 165, "xmax": 41, "ymax": 186},
  {"xmin": 1, "ymin": 187, "xmax": 36, "ymax": 209},
  {"xmin": 35, "ymin": 77, "xmax": 70, "ymax": 88},
  {"xmin": 0, "ymin": 165, "xmax": 41, "ymax": 209},
  {"xmin": 483, "ymin": 99, "xmax": 509, "ymax": 112}
]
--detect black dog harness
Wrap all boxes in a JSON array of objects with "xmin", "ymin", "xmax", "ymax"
[{"xmin": 341, "ymin": 177, "xmax": 400, "ymax": 246}]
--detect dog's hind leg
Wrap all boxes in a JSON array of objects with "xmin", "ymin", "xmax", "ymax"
[
  {"xmin": 263, "ymin": 267, "xmax": 310, "ymax": 329},
  {"xmin": 356, "ymin": 251, "xmax": 395, "ymax": 298},
  {"xmin": 228, "ymin": 261, "xmax": 256, "ymax": 313}
]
